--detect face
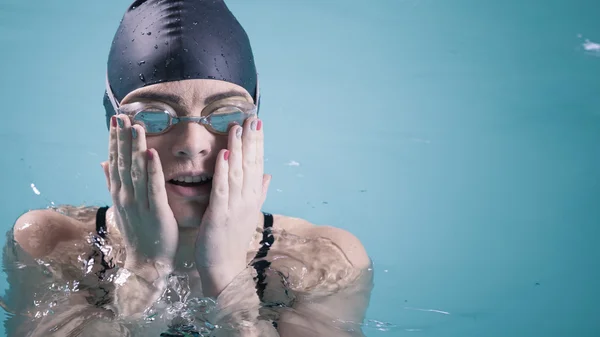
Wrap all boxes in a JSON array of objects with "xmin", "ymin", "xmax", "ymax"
[{"xmin": 118, "ymin": 79, "xmax": 255, "ymax": 228}]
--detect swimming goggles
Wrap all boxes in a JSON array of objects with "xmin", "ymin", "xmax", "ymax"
[{"xmin": 105, "ymin": 75, "xmax": 259, "ymax": 136}]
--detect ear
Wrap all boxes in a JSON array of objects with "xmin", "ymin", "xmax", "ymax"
[
  {"xmin": 101, "ymin": 161, "xmax": 111, "ymax": 192},
  {"xmin": 260, "ymin": 174, "xmax": 272, "ymax": 207}
]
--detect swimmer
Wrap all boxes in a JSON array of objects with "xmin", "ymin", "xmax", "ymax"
[{"xmin": 2, "ymin": 1, "xmax": 373, "ymax": 336}]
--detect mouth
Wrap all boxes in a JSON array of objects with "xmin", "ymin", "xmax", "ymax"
[{"xmin": 166, "ymin": 174, "xmax": 213, "ymax": 198}]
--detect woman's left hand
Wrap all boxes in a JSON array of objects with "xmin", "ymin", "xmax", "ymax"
[{"xmin": 194, "ymin": 117, "xmax": 271, "ymax": 296}]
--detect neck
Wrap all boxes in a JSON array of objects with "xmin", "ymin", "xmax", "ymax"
[{"xmin": 174, "ymin": 227, "xmax": 201, "ymax": 272}]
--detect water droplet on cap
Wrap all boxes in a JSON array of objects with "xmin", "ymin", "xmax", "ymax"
[
  {"xmin": 147, "ymin": 32, "xmax": 152, "ymax": 35},
  {"xmin": 139, "ymin": 74, "xmax": 146, "ymax": 82},
  {"xmin": 138, "ymin": 60, "xmax": 146, "ymax": 65},
  {"xmin": 193, "ymin": 21, "xmax": 198, "ymax": 25},
  {"xmin": 154, "ymin": 44, "xmax": 158, "ymax": 49}
]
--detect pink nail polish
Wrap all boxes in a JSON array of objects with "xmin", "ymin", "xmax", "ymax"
[
  {"xmin": 147, "ymin": 149, "xmax": 154, "ymax": 160},
  {"xmin": 224, "ymin": 150, "xmax": 230, "ymax": 161},
  {"xmin": 257, "ymin": 119, "xmax": 262, "ymax": 131}
]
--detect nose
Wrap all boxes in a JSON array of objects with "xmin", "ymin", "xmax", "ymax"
[{"xmin": 170, "ymin": 122, "xmax": 214, "ymax": 158}]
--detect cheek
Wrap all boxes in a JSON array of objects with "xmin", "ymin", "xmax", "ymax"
[
  {"xmin": 215, "ymin": 134, "xmax": 229, "ymax": 150},
  {"xmin": 146, "ymin": 137, "xmax": 170, "ymax": 158}
]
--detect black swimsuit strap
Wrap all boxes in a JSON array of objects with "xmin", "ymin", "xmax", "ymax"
[
  {"xmin": 91, "ymin": 206, "xmax": 113, "ymax": 306},
  {"xmin": 252, "ymin": 212, "xmax": 274, "ymax": 301},
  {"xmin": 96, "ymin": 206, "xmax": 109, "ymax": 239}
]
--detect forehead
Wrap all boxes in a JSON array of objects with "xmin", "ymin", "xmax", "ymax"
[{"xmin": 120, "ymin": 79, "xmax": 253, "ymax": 107}]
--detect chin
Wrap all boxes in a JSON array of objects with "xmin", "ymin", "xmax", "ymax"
[{"xmin": 168, "ymin": 196, "xmax": 209, "ymax": 229}]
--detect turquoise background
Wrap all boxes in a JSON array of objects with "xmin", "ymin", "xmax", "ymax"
[{"xmin": 1, "ymin": 0, "xmax": 599, "ymax": 336}]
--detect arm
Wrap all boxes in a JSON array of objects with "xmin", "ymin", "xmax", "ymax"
[
  {"xmin": 3, "ymin": 210, "xmax": 141, "ymax": 336},
  {"xmin": 277, "ymin": 226, "xmax": 374, "ymax": 337},
  {"xmin": 2, "ymin": 219, "xmax": 122, "ymax": 336}
]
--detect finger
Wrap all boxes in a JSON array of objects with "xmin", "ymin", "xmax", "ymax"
[
  {"xmin": 131, "ymin": 125, "xmax": 149, "ymax": 209},
  {"xmin": 260, "ymin": 174, "xmax": 272, "ymax": 207},
  {"xmin": 255, "ymin": 118, "xmax": 264, "ymax": 170},
  {"xmin": 108, "ymin": 116, "xmax": 121, "ymax": 195},
  {"xmin": 227, "ymin": 125, "xmax": 244, "ymax": 204},
  {"xmin": 146, "ymin": 149, "xmax": 170, "ymax": 215},
  {"xmin": 116, "ymin": 116, "xmax": 134, "ymax": 199},
  {"xmin": 101, "ymin": 161, "xmax": 110, "ymax": 192},
  {"xmin": 209, "ymin": 149, "xmax": 230, "ymax": 213},
  {"xmin": 241, "ymin": 117, "xmax": 260, "ymax": 197}
]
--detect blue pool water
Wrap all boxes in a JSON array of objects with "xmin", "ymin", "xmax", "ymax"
[{"xmin": 0, "ymin": 0, "xmax": 599, "ymax": 336}]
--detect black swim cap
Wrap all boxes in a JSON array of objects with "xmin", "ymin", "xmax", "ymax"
[{"xmin": 103, "ymin": 0, "xmax": 258, "ymax": 128}]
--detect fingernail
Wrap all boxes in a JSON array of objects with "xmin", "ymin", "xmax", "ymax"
[
  {"xmin": 257, "ymin": 119, "xmax": 262, "ymax": 131},
  {"xmin": 117, "ymin": 117, "xmax": 124, "ymax": 129},
  {"xmin": 236, "ymin": 127, "xmax": 242, "ymax": 139},
  {"xmin": 132, "ymin": 127, "xmax": 137, "ymax": 139},
  {"xmin": 147, "ymin": 149, "xmax": 154, "ymax": 160},
  {"xmin": 224, "ymin": 150, "xmax": 230, "ymax": 161},
  {"xmin": 111, "ymin": 116, "xmax": 117, "ymax": 128},
  {"xmin": 251, "ymin": 120, "xmax": 257, "ymax": 131}
]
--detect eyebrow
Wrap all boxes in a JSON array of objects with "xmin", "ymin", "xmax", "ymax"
[
  {"xmin": 127, "ymin": 90, "xmax": 249, "ymax": 106},
  {"xmin": 128, "ymin": 92, "xmax": 184, "ymax": 106},
  {"xmin": 203, "ymin": 90, "xmax": 249, "ymax": 105}
]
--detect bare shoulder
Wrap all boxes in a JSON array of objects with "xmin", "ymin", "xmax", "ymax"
[
  {"xmin": 273, "ymin": 214, "xmax": 371, "ymax": 270},
  {"xmin": 12, "ymin": 205, "xmax": 99, "ymax": 260}
]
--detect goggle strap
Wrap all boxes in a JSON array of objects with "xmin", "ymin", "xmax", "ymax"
[{"xmin": 105, "ymin": 73, "xmax": 121, "ymax": 114}]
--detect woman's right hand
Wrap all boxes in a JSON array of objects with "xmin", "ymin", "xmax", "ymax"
[{"xmin": 101, "ymin": 115, "xmax": 179, "ymax": 281}]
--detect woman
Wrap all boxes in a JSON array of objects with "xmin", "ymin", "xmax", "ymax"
[{"xmin": 3, "ymin": 0, "xmax": 373, "ymax": 336}]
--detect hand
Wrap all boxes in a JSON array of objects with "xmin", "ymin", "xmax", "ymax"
[
  {"xmin": 194, "ymin": 117, "xmax": 271, "ymax": 292},
  {"xmin": 101, "ymin": 115, "xmax": 179, "ymax": 279}
]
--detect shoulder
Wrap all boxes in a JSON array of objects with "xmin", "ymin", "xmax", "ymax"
[
  {"xmin": 273, "ymin": 214, "xmax": 371, "ymax": 270},
  {"xmin": 13, "ymin": 205, "xmax": 99, "ymax": 259}
]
